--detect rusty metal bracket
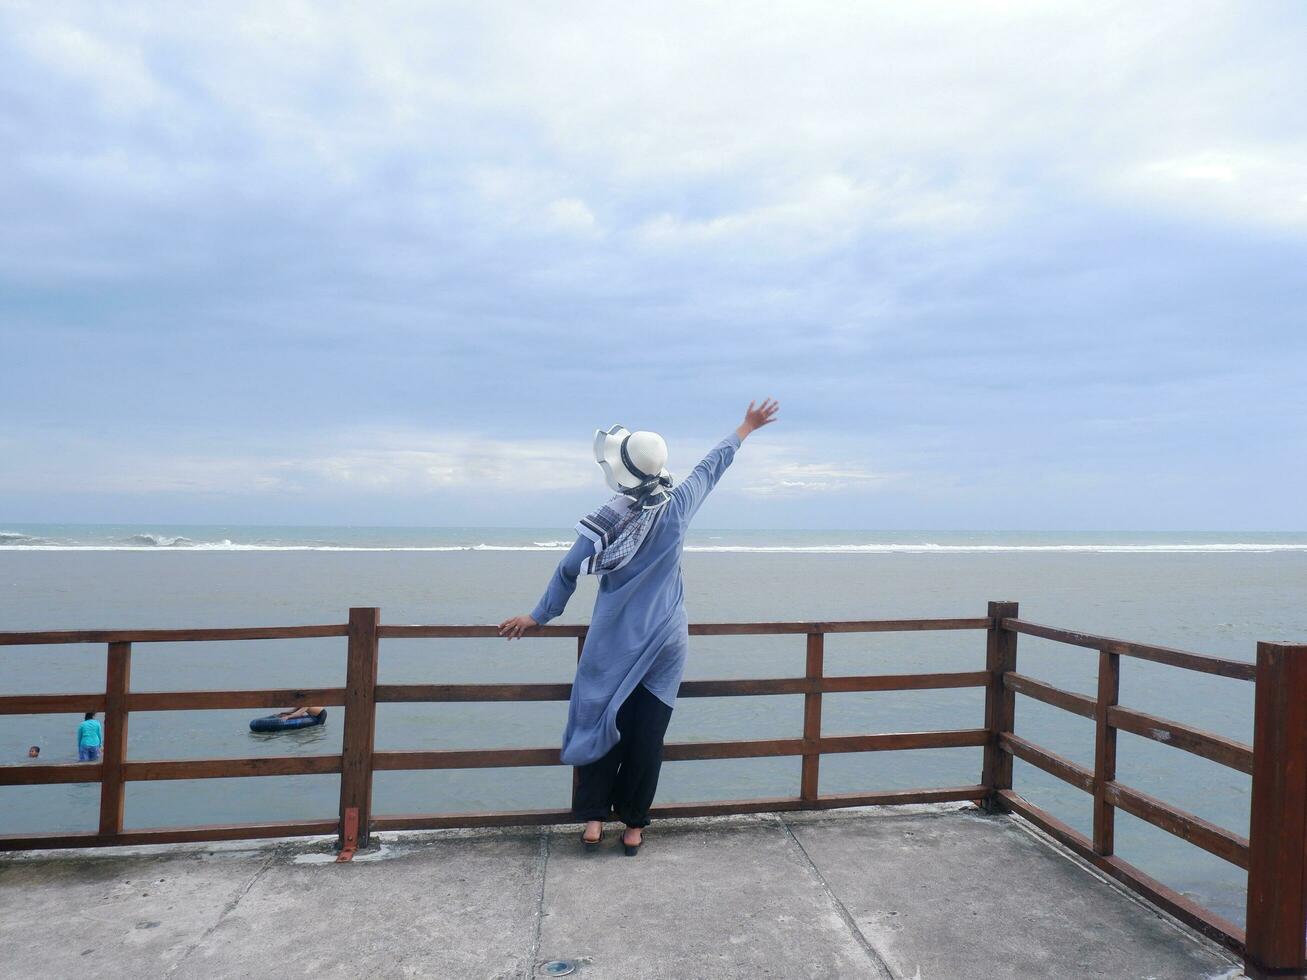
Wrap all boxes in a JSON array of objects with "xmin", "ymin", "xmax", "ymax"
[{"xmin": 336, "ymin": 806, "xmax": 359, "ymax": 862}]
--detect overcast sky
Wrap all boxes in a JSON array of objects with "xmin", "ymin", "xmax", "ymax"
[{"xmin": 2, "ymin": 2, "xmax": 1304, "ymax": 530}]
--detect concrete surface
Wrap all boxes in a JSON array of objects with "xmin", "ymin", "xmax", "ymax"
[{"xmin": 0, "ymin": 805, "xmax": 1243, "ymax": 980}]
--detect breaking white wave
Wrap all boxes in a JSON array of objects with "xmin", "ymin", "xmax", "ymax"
[
  {"xmin": 3, "ymin": 539, "xmax": 1306, "ymax": 554},
  {"xmin": 680, "ymin": 543, "xmax": 1307, "ymax": 554},
  {"xmin": 1, "ymin": 543, "xmax": 472, "ymax": 552},
  {"xmin": 472, "ymin": 543, "xmax": 572, "ymax": 551},
  {"xmin": 127, "ymin": 533, "xmax": 194, "ymax": 547}
]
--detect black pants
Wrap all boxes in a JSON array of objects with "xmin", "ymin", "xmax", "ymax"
[{"xmin": 572, "ymin": 682, "xmax": 674, "ymax": 828}]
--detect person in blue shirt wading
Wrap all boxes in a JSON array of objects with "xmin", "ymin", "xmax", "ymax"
[
  {"xmin": 499, "ymin": 399, "xmax": 780, "ymax": 856},
  {"xmin": 77, "ymin": 712, "xmax": 103, "ymax": 761}
]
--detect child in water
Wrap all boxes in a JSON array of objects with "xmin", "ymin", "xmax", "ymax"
[
  {"xmin": 277, "ymin": 706, "xmax": 325, "ymax": 721},
  {"xmin": 77, "ymin": 712, "xmax": 102, "ymax": 761}
]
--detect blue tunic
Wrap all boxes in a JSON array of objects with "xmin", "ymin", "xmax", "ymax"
[{"xmin": 530, "ymin": 432, "xmax": 742, "ymax": 765}]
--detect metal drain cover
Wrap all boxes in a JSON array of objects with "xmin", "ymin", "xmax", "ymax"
[{"xmin": 540, "ymin": 961, "xmax": 576, "ymax": 977}]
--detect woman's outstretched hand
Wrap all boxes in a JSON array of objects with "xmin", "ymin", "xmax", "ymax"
[
  {"xmin": 736, "ymin": 398, "xmax": 780, "ymax": 441},
  {"xmin": 498, "ymin": 614, "xmax": 538, "ymax": 640}
]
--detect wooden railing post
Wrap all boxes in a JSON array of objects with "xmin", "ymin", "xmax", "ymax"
[
  {"xmin": 1092, "ymin": 651, "xmax": 1121, "ymax": 855},
  {"xmin": 981, "ymin": 601, "xmax": 1018, "ymax": 812},
  {"xmin": 1244, "ymin": 642, "xmax": 1307, "ymax": 980},
  {"xmin": 339, "ymin": 607, "xmax": 380, "ymax": 850},
  {"xmin": 97, "ymin": 641, "xmax": 131, "ymax": 839},
  {"xmin": 800, "ymin": 632, "xmax": 824, "ymax": 804}
]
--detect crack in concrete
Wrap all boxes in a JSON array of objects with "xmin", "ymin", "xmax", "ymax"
[
  {"xmin": 166, "ymin": 845, "xmax": 283, "ymax": 975},
  {"xmin": 521, "ymin": 829, "xmax": 551, "ymax": 980},
  {"xmin": 777, "ymin": 814, "xmax": 896, "ymax": 980}
]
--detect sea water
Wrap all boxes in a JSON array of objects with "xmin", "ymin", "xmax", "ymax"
[{"xmin": 3, "ymin": 524, "xmax": 1305, "ymax": 927}]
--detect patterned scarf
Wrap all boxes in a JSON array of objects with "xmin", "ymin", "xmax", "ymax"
[{"xmin": 575, "ymin": 491, "xmax": 670, "ymax": 576}]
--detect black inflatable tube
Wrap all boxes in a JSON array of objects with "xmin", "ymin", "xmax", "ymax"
[{"xmin": 249, "ymin": 709, "xmax": 327, "ymax": 733}]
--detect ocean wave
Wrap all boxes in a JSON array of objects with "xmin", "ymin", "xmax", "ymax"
[
  {"xmin": 471, "ymin": 543, "xmax": 572, "ymax": 551},
  {"xmin": 681, "ymin": 543, "xmax": 1307, "ymax": 554},
  {"xmin": 0, "ymin": 544, "xmax": 474, "ymax": 552},
  {"xmin": 126, "ymin": 533, "xmax": 194, "ymax": 547},
  {"xmin": 2, "ymin": 540, "xmax": 1306, "ymax": 554}
]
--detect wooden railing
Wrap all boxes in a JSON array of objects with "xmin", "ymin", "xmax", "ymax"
[
  {"xmin": 1, "ymin": 603, "xmax": 1303, "ymax": 979},
  {"xmin": 985, "ymin": 605, "xmax": 1306, "ymax": 980}
]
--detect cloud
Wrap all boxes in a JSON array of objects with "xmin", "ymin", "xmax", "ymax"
[
  {"xmin": 298, "ymin": 432, "xmax": 596, "ymax": 494},
  {"xmin": 1, "ymin": 2, "xmax": 1304, "ymax": 528},
  {"xmin": 544, "ymin": 198, "xmax": 601, "ymax": 236},
  {"xmin": 0, "ymin": 427, "xmax": 595, "ymax": 497},
  {"xmin": 19, "ymin": 20, "xmax": 166, "ymax": 115},
  {"xmin": 737, "ymin": 461, "xmax": 901, "ymax": 497},
  {"xmin": 0, "ymin": 423, "xmax": 904, "ymax": 509},
  {"xmin": 1115, "ymin": 148, "xmax": 1307, "ymax": 230}
]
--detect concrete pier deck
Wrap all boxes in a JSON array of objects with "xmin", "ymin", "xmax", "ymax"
[{"xmin": 0, "ymin": 804, "xmax": 1242, "ymax": 979}]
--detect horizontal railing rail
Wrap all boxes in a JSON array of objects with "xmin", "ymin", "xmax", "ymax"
[
  {"xmin": 1002, "ymin": 618, "xmax": 1257, "ymax": 680},
  {"xmin": 0, "ymin": 675, "xmax": 992, "ymax": 715},
  {"xmin": 1002, "ymin": 671, "xmax": 1095, "ymax": 718},
  {"xmin": 1107, "ymin": 704, "xmax": 1254, "ymax": 774},
  {"xmin": 1, "ymin": 605, "xmax": 1301, "ymax": 979},
  {"xmin": 377, "ymin": 618, "xmax": 992, "ymax": 639},
  {"xmin": 0, "ymin": 625, "xmax": 351, "ymax": 645}
]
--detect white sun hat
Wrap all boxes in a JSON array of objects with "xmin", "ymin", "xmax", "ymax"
[{"xmin": 593, "ymin": 424, "xmax": 673, "ymax": 507}]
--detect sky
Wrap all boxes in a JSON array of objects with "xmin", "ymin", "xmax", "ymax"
[{"xmin": 1, "ymin": 1, "xmax": 1304, "ymax": 530}]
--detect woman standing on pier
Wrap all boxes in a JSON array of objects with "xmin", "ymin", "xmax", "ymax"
[{"xmin": 499, "ymin": 399, "xmax": 780, "ymax": 855}]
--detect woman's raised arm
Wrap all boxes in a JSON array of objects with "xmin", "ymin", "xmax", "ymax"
[{"xmin": 673, "ymin": 398, "xmax": 780, "ymax": 523}]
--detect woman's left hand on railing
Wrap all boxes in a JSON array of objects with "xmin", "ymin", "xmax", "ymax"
[{"xmin": 498, "ymin": 614, "xmax": 538, "ymax": 640}]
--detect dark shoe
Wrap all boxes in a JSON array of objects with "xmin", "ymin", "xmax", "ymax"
[
  {"xmin": 622, "ymin": 828, "xmax": 642, "ymax": 857},
  {"xmin": 581, "ymin": 826, "xmax": 604, "ymax": 851}
]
